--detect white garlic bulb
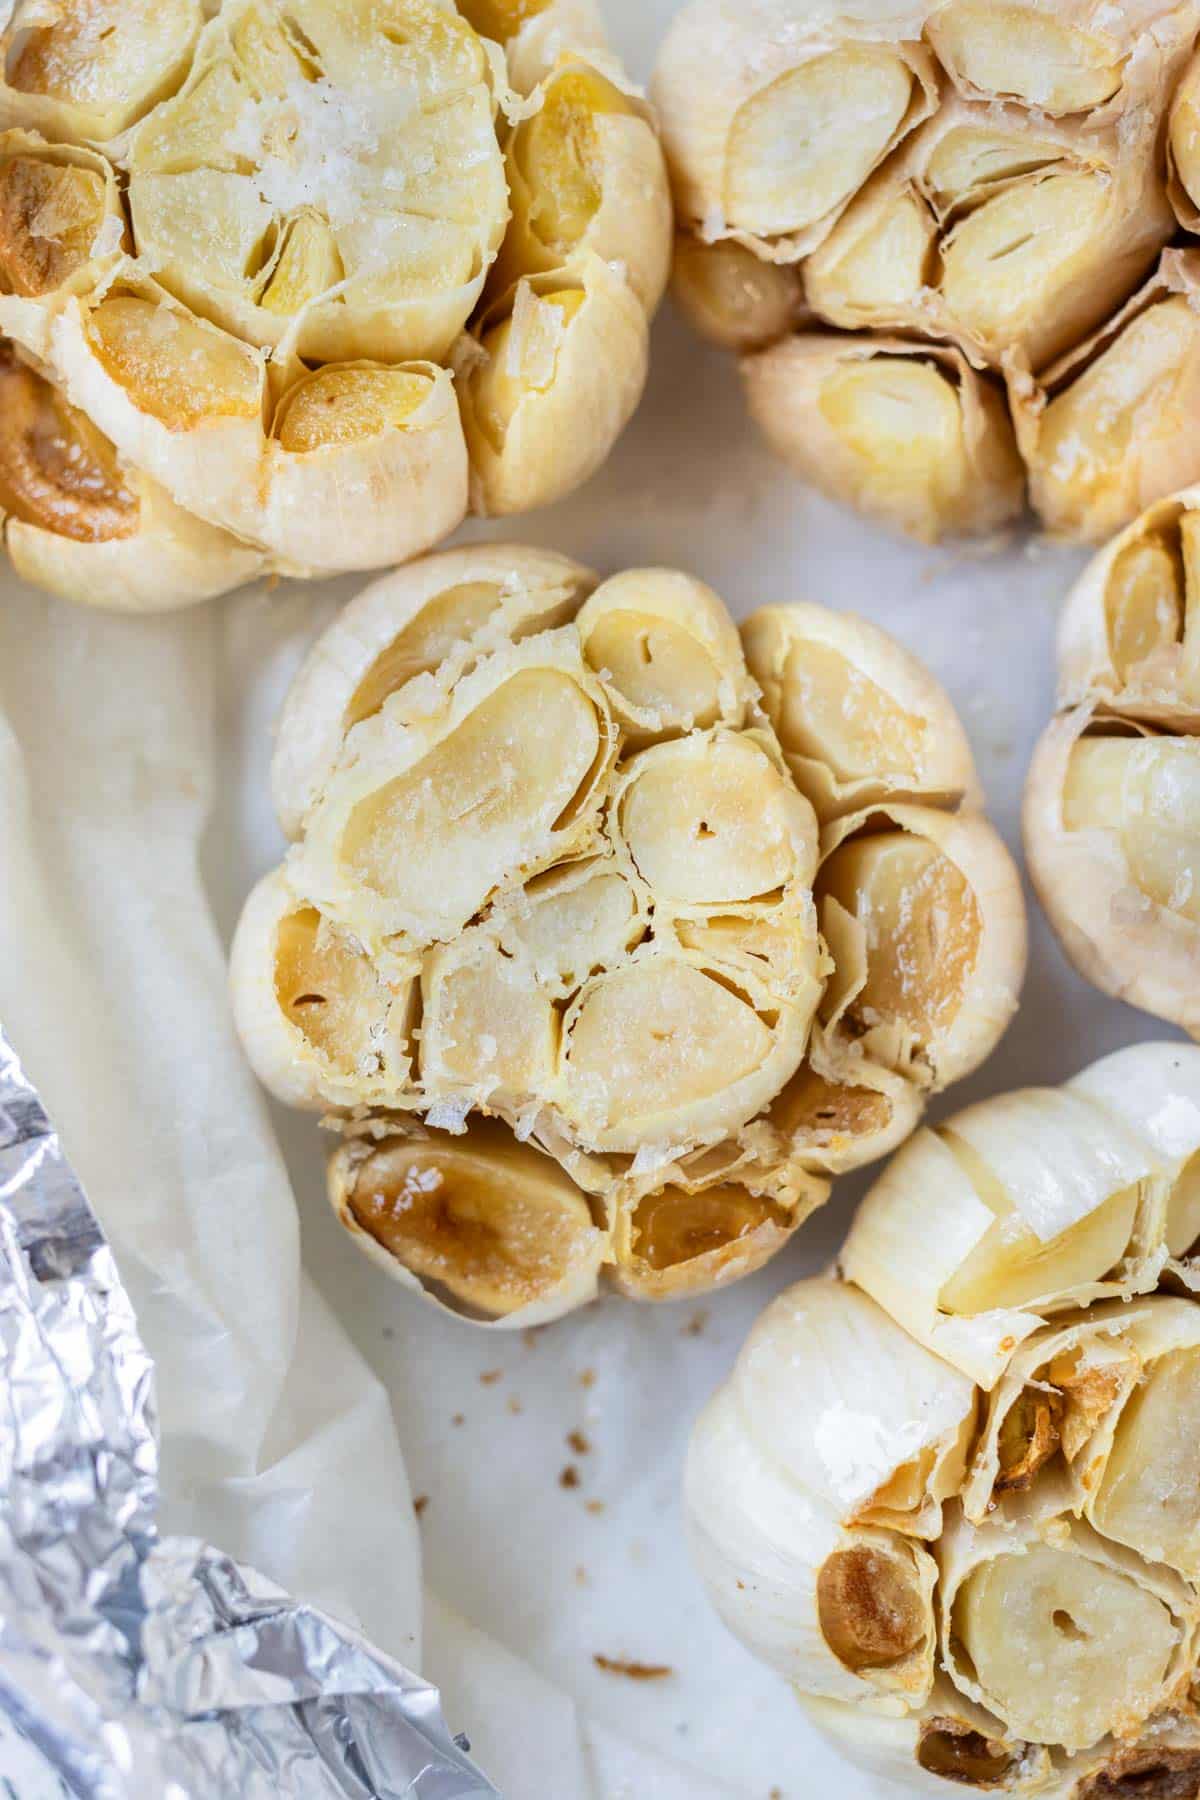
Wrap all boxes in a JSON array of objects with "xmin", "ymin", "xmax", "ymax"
[
  {"xmin": 654, "ymin": 0, "xmax": 1200, "ymax": 544},
  {"xmin": 1026, "ymin": 489, "xmax": 1200, "ymax": 1034},
  {"xmin": 0, "ymin": 0, "xmax": 671, "ymax": 609},
  {"xmin": 231, "ymin": 546, "xmax": 1025, "ymax": 1323},
  {"xmin": 688, "ymin": 1040, "xmax": 1200, "ymax": 1796}
]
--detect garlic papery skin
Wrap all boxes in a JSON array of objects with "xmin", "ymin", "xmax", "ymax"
[
  {"xmin": 235, "ymin": 551, "xmax": 1017, "ymax": 1317},
  {"xmin": 0, "ymin": 0, "xmax": 204, "ymax": 142},
  {"xmin": 1010, "ymin": 251, "xmax": 1200, "ymax": 545},
  {"xmin": 741, "ymin": 601, "xmax": 981, "ymax": 823},
  {"xmin": 270, "ymin": 543, "xmax": 597, "ymax": 839},
  {"xmin": 651, "ymin": 0, "xmax": 938, "ymax": 262},
  {"xmin": 743, "ymin": 334, "xmax": 1024, "ymax": 546},
  {"xmin": 814, "ymin": 800, "xmax": 1026, "ymax": 1093},
  {"xmin": 458, "ymin": 0, "xmax": 607, "ymax": 96},
  {"xmin": 688, "ymin": 1045, "xmax": 1200, "ymax": 1792},
  {"xmin": 0, "ymin": 341, "xmax": 264, "ymax": 609},
  {"xmin": 458, "ymin": 254, "xmax": 649, "ymax": 517},
  {"xmin": 670, "ymin": 236, "xmax": 804, "ymax": 352},
  {"xmin": 1025, "ymin": 712, "xmax": 1200, "ymax": 1037},
  {"xmin": 327, "ymin": 1122, "xmax": 609, "ymax": 1326}
]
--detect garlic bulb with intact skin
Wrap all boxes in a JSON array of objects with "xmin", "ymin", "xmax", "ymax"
[
  {"xmin": 1027, "ymin": 488, "xmax": 1200, "ymax": 1034},
  {"xmin": 654, "ymin": 0, "xmax": 1200, "ymax": 545},
  {"xmin": 0, "ymin": 0, "xmax": 671, "ymax": 610},
  {"xmin": 689, "ymin": 1040, "xmax": 1200, "ymax": 1797},
  {"xmin": 230, "ymin": 548, "xmax": 1024, "ymax": 1324}
]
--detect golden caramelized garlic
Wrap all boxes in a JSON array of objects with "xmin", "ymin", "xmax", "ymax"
[
  {"xmin": 688, "ymin": 1041, "xmax": 1200, "ymax": 1797},
  {"xmin": 654, "ymin": 0, "xmax": 1200, "ymax": 544},
  {"xmin": 1026, "ymin": 492, "xmax": 1200, "ymax": 1035},
  {"xmin": 0, "ymin": 0, "xmax": 670, "ymax": 610},
  {"xmin": 230, "ymin": 547, "xmax": 1024, "ymax": 1324}
]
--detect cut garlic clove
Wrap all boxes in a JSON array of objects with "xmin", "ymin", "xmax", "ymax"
[
  {"xmin": 0, "ymin": 135, "xmax": 127, "ymax": 335},
  {"xmin": 0, "ymin": 345, "xmax": 262, "ymax": 610},
  {"xmin": 805, "ymin": 97, "xmax": 1173, "ymax": 373},
  {"xmin": 1025, "ymin": 712, "xmax": 1200, "ymax": 1037},
  {"xmin": 559, "ymin": 947, "xmax": 811, "ymax": 1153},
  {"xmin": 327, "ymin": 1121, "xmax": 608, "ymax": 1325},
  {"xmin": 742, "ymin": 601, "xmax": 981, "ymax": 822},
  {"xmin": 1011, "ymin": 252, "xmax": 1200, "ymax": 544},
  {"xmin": 759, "ymin": 1054, "xmax": 925, "ymax": 1178},
  {"xmin": 126, "ymin": 0, "xmax": 509, "ymax": 364},
  {"xmin": 608, "ymin": 1176, "xmax": 817, "ymax": 1299},
  {"xmin": 459, "ymin": 255, "xmax": 648, "ymax": 516},
  {"xmin": 419, "ymin": 935, "xmax": 558, "ymax": 1111},
  {"xmin": 491, "ymin": 56, "xmax": 671, "ymax": 314},
  {"xmin": 574, "ymin": 566, "xmax": 752, "ymax": 740},
  {"xmin": 1055, "ymin": 493, "xmax": 1200, "ymax": 722},
  {"xmin": 842, "ymin": 1083, "xmax": 1157, "ymax": 1387},
  {"xmin": 230, "ymin": 866, "xmax": 420, "ymax": 1112},
  {"xmin": 670, "ymin": 236, "xmax": 803, "ymax": 352},
  {"xmin": 292, "ymin": 629, "xmax": 614, "ymax": 949},
  {"xmin": 270, "ymin": 543, "xmax": 596, "ymax": 838},
  {"xmin": 802, "ymin": 1683, "xmax": 1049, "ymax": 1797},
  {"xmin": 1170, "ymin": 44, "xmax": 1200, "ymax": 230},
  {"xmin": 742, "ymin": 335, "xmax": 1024, "ymax": 544},
  {"xmin": 816, "ymin": 802, "xmax": 1026, "ymax": 1092},
  {"xmin": 614, "ymin": 727, "xmax": 818, "ymax": 905},
  {"xmin": 0, "ymin": 0, "xmax": 203, "ymax": 141},
  {"xmin": 651, "ymin": 0, "xmax": 937, "ymax": 259},
  {"xmin": 940, "ymin": 1513, "xmax": 1194, "ymax": 1756}
]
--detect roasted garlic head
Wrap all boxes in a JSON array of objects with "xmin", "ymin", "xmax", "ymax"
[
  {"xmin": 230, "ymin": 546, "xmax": 1025, "ymax": 1325},
  {"xmin": 1026, "ymin": 489, "xmax": 1200, "ymax": 1036},
  {"xmin": 654, "ymin": 0, "xmax": 1200, "ymax": 545},
  {"xmin": 0, "ymin": 0, "xmax": 669, "ymax": 611},
  {"xmin": 689, "ymin": 1041, "xmax": 1200, "ymax": 1797}
]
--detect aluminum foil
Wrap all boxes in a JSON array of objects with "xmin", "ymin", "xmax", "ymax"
[{"xmin": 0, "ymin": 1023, "xmax": 499, "ymax": 1799}]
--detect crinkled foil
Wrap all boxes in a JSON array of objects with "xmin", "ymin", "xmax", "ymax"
[{"xmin": 0, "ymin": 1024, "xmax": 499, "ymax": 1798}]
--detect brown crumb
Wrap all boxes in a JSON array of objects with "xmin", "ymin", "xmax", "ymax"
[
  {"xmin": 560, "ymin": 1465, "xmax": 581, "ymax": 1489},
  {"xmin": 578, "ymin": 1368, "xmax": 596, "ymax": 1389},
  {"xmin": 507, "ymin": 1394, "xmax": 523, "ymax": 1415},
  {"xmin": 769, "ymin": 1789, "xmax": 783, "ymax": 1798},
  {"xmin": 736, "ymin": 1580, "xmax": 745, "ymax": 1591},
  {"xmin": 567, "ymin": 1429, "xmax": 591, "ymax": 1455},
  {"xmin": 523, "ymin": 1328, "xmax": 541, "ymax": 1349},
  {"xmin": 575, "ymin": 1565, "xmax": 589, "ymax": 1586},
  {"xmin": 585, "ymin": 1499, "xmax": 605, "ymax": 1515},
  {"xmin": 479, "ymin": 1368, "xmax": 503, "ymax": 1385},
  {"xmin": 593, "ymin": 1655, "xmax": 673, "ymax": 1681},
  {"xmin": 683, "ymin": 1310, "xmax": 709, "ymax": 1337},
  {"xmin": 413, "ymin": 1495, "xmax": 429, "ymax": 1517},
  {"xmin": 451, "ymin": 1413, "xmax": 465, "ymax": 1427}
]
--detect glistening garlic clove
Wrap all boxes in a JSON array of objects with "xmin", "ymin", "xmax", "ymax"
[
  {"xmin": 458, "ymin": 255, "xmax": 648, "ymax": 516},
  {"xmin": 0, "ymin": 0, "xmax": 203, "ymax": 142},
  {"xmin": 670, "ymin": 236, "xmax": 804, "ymax": 352},
  {"xmin": 741, "ymin": 335, "xmax": 1024, "ymax": 544},
  {"xmin": 327, "ymin": 1123, "xmax": 609, "ymax": 1326},
  {"xmin": 0, "ymin": 346, "xmax": 262, "ymax": 611},
  {"xmin": 1010, "ymin": 252, "xmax": 1200, "ymax": 544},
  {"xmin": 741, "ymin": 601, "xmax": 981, "ymax": 822}
]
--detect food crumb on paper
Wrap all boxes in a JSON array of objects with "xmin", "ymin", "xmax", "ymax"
[
  {"xmin": 585, "ymin": 1499, "xmax": 605, "ymax": 1515},
  {"xmin": 560, "ymin": 1465, "xmax": 581, "ymax": 1490},
  {"xmin": 578, "ymin": 1368, "xmax": 596, "ymax": 1389},
  {"xmin": 479, "ymin": 1368, "xmax": 503, "ymax": 1385},
  {"xmin": 567, "ymin": 1429, "xmax": 590, "ymax": 1455},
  {"xmin": 413, "ymin": 1495, "xmax": 429, "ymax": 1517},
  {"xmin": 451, "ymin": 1412, "xmax": 465, "ymax": 1427},
  {"xmin": 682, "ymin": 1310, "xmax": 708, "ymax": 1337},
  {"xmin": 593, "ymin": 1655, "xmax": 673, "ymax": 1681},
  {"xmin": 575, "ymin": 1565, "xmax": 589, "ymax": 1586},
  {"xmin": 507, "ymin": 1394, "xmax": 523, "ymax": 1415},
  {"xmin": 522, "ymin": 1328, "xmax": 542, "ymax": 1349}
]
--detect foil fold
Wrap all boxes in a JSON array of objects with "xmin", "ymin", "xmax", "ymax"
[{"xmin": 0, "ymin": 1023, "xmax": 498, "ymax": 1799}]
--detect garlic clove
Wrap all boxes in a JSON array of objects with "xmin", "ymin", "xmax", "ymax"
[
  {"xmin": 742, "ymin": 334, "xmax": 1024, "ymax": 544},
  {"xmin": 926, "ymin": 2, "xmax": 1127, "ymax": 115},
  {"xmin": 742, "ymin": 601, "xmax": 981, "ymax": 821},
  {"xmin": 270, "ymin": 543, "xmax": 596, "ymax": 838},
  {"xmin": 670, "ymin": 235, "xmax": 803, "ymax": 352},
  {"xmin": 0, "ymin": 0, "xmax": 203, "ymax": 142},
  {"xmin": 327, "ymin": 1121, "xmax": 608, "ymax": 1324},
  {"xmin": 491, "ymin": 56, "xmax": 671, "ymax": 314},
  {"xmin": 608, "ymin": 1177, "xmax": 814, "ymax": 1299},
  {"xmin": 459, "ymin": 254, "xmax": 648, "ymax": 516}
]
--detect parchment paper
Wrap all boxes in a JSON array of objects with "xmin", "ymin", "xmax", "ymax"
[{"xmin": 0, "ymin": 3, "xmax": 1177, "ymax": 1790}]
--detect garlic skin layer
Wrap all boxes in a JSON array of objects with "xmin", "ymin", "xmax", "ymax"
[
  {"xmin": 0, "ymin": 0, "xmax": 671, "ymax": 611},
  {"xmin": 689, "ymin": 1041, "xmax": 1200, "ymax": 1797},
  {"xmin": 230, "ymin": 546, "xmax": 1023, "ymax": 1324},
  {"xmin": 1027, "ymin": 487, "xmax": 1200, "ymax": 1034},
  {"xmin": 654, "ymin": 0, "xmax": 1200, "ymax": 544}
]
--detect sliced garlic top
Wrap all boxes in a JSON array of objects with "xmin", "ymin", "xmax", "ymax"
[
  {"xmin": 690, "ymin": 1041, "xmax": 1200, "ymax": 1796},
  {"xmin": 232, "ymin": 551, "xmax": 1019, "ymax": 1321}
]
